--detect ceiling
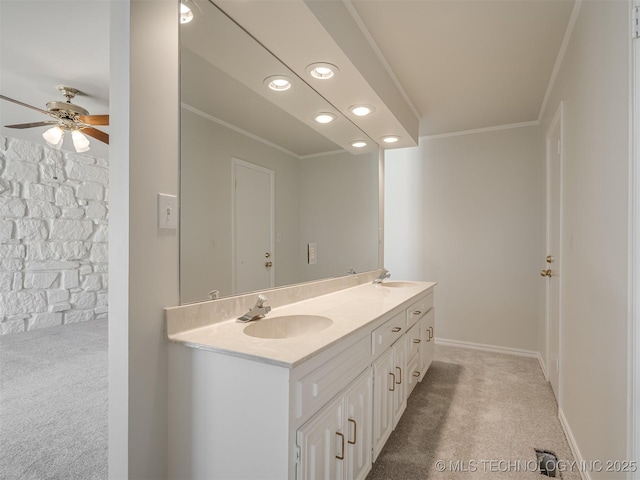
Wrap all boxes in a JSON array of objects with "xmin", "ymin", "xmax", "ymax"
[
  {"xmin": 350, "ymin": 0, "xmax": 575, "ymax": 137},
  {"xmin": 0, "ymin": 1, "xmax": 110, "ymax": 159},
  {"xmin": 0, "ymin": 0, "xmax": 575, "ymax": 157}
]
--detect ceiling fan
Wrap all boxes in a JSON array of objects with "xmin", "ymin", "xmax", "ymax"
[{"xmin": 0, "ymin": 85, "xmax": 109, "ymax": 153}]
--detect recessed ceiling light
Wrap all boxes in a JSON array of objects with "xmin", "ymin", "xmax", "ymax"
[
  {"xmin": 264, "ymin": 75, "xmax": 292, "ymax": 91},
  {"xmin": 307, "ymin": 63, "xmax": 339, "ymax": 80},
  {"xmin": 180, "ymin": 3, "xmax": 194, "ymax": 24},
  {"xmin": 350, "ymin": 105, "xmax": 375, "ymax": 117},
  {"xmin": 314, "ymin": 113, "xmax": 336, "ymax": 124},
  {"xmin": 382, "ymin": 135, "xmax": 400, "ymax": 144},
  {"xmin": 351, "ymin": 140, "xmax": 368, "ymax": 148}
]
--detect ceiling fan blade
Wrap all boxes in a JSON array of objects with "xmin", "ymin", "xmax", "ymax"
[
  {"xmin": 79, "ymin": 114, "xmax": 109, "ymax": 126},
  {"xmin": 0, "ymin": 94, "xmax": 54, "ymax": 117},
  {"xmin": 5, "ymin": 121, "xmax": 57, "ymax": 129},
  {"xmin": 81, "ymin": 127, "xmax": 109, "ymax": 144}
]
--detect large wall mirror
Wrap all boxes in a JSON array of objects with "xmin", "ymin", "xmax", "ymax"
[{"xmin": 179, "ymin": 0, "xmax": 380, "ymax": 304}]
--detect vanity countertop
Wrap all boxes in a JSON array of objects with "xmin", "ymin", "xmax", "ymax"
[{"xmin": 167, "ymin": 280, "xmax": 436, "ymax": 368}]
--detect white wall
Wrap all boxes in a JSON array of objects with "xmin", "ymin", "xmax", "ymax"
[
  {"xmin": 0, "ymin": 135, "xmax": 109, "ymax": 334},
  {"xmin": 299, "ymin": 150, "xmax": 379, "ymax": 281},
  {"xmin": 539, "ymin": 1, "xmax": 630, "ymax": 471},
  {"xmin": 385, "ymin": 125, "xmax": 545, "ymax": 352},
  {"xmin": 386, "ymin": 0, "xmax": 632, "ymax": 472},
  {"xmin": 109, "ymin": 0, "xmax": 179, "ymax": 478}
]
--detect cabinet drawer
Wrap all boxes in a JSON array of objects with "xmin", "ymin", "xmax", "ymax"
[
  {"xmin": 406, "ymin": 291, "xmax": 434, "ymax": 328},
  {"xmin": 406, "ymin": 322, "xmax": 420, "ymax": 360},
  {"xmin": 406, "ymin": 352, "xmax": 421, "ymax": 396},
  {"xmin": 295, "ymin": 335, "xmax": 370, "ymax": 421},
  {"xmin": 371, "ymin": 311, "xmax": 405, "ymax": 356}
]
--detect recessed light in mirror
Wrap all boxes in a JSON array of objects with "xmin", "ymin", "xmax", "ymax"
[
  {"xmin": 314, "ymin": 113, "xmax": 336, "ymax": 124},
  {"xmin": 351, "ymin": 140, "xmax": 368, "ymax": 148},
  {"xmin": 307, "ymin": 63, "xmax": 339, "ymax": 80},
  {"xmin": 180, "ymin": 3, "xmax": 194, "ymax": 24},
  {"xmin": 264, "ymin": 75, "xmax": 292, "ymax": 91},
  {"xmin": 382, "ymin": 135, "xmax": 400, "ymax": 144},
  {"xmin": 350, "ymin": 105, "xmax": 375, "ymax": 117}
]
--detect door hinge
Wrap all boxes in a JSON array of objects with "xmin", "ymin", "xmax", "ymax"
[{"xmin": 633, "ymin": 6, "xmax": 640, "ymax": 39}]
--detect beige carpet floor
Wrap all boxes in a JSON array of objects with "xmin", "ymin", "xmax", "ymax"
[
  {"xmin": 0, "ymin": 320, "xmax": 107, "ymax": 480},
  {"xmin": 368, "ymin": 344, "xmax": 580, "ymax": 479}
]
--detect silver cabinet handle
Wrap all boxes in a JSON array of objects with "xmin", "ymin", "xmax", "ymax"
[
  {"xmin": 396, "ymin": 366, "xmax": 402, "ymax": 384},
  {"xmin": 389, "ymin": 372, "xmax": 396, "ymax": 391},
  {"xmin": 391, "ymin": 327, "xmax": 402, "ymax": 333},
  {"xmin": 413, "ymin": 310, "xmax": 422, "ymax": 315},
  {"xmin": 336, "ymin": 432, "xmax": 344, "ymax": 460},
  {"xmin": 413, "ymin": 339, "xmax": 421, "ymax": 344},
  {"xmin": 348, "ymin": 419, "xmax": 357, "ymax": 445},
  {"xmin": 413, "ymin": 371, "xmax": 421, "ymax": 377}
]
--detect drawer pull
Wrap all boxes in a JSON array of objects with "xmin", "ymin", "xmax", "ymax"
[
  {"xmin": 348, "ymin": 419, "xmax": 357, "ymax": 445},
  {"xmin": 413, "ymin": 339, "xmax": 421, "ymax": 344},
  {"xmin": 413, "ymin": 310, "xmax": 422, "ymax": 316},
  {"xmin": 389, "ymin": 372, "xmax": 396, "ymax": 391},
  {"xmin": 396, "ymin": 366, "xmax": 402, "ymax": 384},
  {"xmin": 391, "ymin": 327, "xmax": 402, "ymax": 333},
  {"xmin": 413, "ymin": 371, "xmax": 420, "ymax": 378},
  {"xmin": 336, "ymin": 432, "xmax": 345, "ymax": 460}
]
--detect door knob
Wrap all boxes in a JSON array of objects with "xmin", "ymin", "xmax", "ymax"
[
  {"xmin": 546, "ymin": 255, "xmax": 554, "ymax": 263},
  {"xmin": 265, "ymin": 261, "xmax": 273, "ymax": 268},
  {"xmin": 265, "ymin": 252, "xmax": 271, "ymax": 258},
  {"xmin": 540, "ymin": 269, "xmax": 552, "ymax": 277}
]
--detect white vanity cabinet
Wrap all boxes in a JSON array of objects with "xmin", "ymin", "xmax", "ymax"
[
  {"xmin": 406, "ymin": 291, "xmax": 435, "ymax": 380},
  {"xmin": 422, "ymin": 307, "xmax": 435, "ymax": 372},
  {"xmin": 370, "ymin": 310, "xmax": 409, "ymax": 460},
  {"xmin": 167, "ymin": 281, "xmax": 436, "ymax": 480},
  {"xmin": 406, "ymin": 321, "xmax": 422, "ymax": 395},
  {"xmin": 296, "ymin": 368, "xmax": 372, "ymax": 480}
]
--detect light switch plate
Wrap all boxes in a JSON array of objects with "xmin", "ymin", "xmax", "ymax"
[
  {"xmin": 158, "ymin": 193, "xmax": 178, "ymax": 229},
  {"xmin": 308, "ymin": 242, "xmax": 317, "ymax": 264}
]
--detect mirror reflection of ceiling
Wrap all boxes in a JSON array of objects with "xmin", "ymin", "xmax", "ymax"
[
  {"xmin": 180, "ymin": 0, "xmax": 381, "ymax": 157},
  {"xmin": 181, "ymin": 49, "xmax": 342, "ymax": 157}
]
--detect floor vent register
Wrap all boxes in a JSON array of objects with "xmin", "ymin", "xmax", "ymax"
[{"xmin": 535, "ymin": 449, "xmax": 559, "ymax": 477}]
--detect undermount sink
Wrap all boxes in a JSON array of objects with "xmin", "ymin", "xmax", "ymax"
[
  {"xmin": 243, "ymin": 315, "xmax": 333, "ymax": 339},
  {"xmin": 376, "ymin": 281, "xmax": 417, "ymax": 288}
]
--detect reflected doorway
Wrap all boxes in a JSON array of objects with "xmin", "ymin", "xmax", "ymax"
[{"xmin": 232, "ymin": 158, "xmax": 275, "ymax": 294}]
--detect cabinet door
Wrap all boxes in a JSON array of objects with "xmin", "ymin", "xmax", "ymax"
[
  {"xmin": 418, "ymin": 314, "xmax": 428, "ymax": 375},
  {"xmin": 424, "ymin": 308, "xmax": 435, "ymax": 372},
  {"xmin": 345, "ymin": 369, "xmax": 372, "ymax": 480},
  {"xmin": 297, "ymin": 395, "xmax": 345, "ymax": 480},
  {"xmin": 392, "ymin": 336, "xmax": 407, "ymax": 428},
  {"xmin": 372, "ymin": 347, "xmax": 394, "ymax": 461}
]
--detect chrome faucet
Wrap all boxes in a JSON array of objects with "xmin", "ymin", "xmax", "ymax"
[
  {"xmin": 237, "ymin": 295, "xmax": 271, "ymax": 323},
  {"xmin": 372, "ymin": 269, "xmax": 391, "ymax": 284}
]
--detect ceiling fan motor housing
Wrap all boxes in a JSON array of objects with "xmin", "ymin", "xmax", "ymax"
[{"xmin": 46, "ymin": 101, "xmax": 89, "ymax": 119}]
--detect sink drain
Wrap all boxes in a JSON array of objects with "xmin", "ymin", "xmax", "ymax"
[{"xmin": 535, "ymin": 449, "xmax": 559, "ymax": 477}]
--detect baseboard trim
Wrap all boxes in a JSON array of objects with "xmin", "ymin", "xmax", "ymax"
[
  {"xmin": 558, "ymin": 409, "xmax": 590, "ymax": 480},
  {"xmin": 435, "ymin": 337, "xmax": 547, "ymax": 376}
]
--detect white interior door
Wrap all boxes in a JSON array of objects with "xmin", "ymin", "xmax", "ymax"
[
  {"xmin": 545, "ymin": 104, "xmax": 563, "ymax": 402},
  {"xmin": 232, "ymin": 158, "xmax": 274, "ymax": 294}
]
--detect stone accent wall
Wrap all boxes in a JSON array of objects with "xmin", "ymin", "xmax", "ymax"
[{"xmin": 0, "ymin": 135, "xmax": 108, "ymax": 334}]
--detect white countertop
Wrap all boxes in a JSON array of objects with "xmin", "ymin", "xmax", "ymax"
[{"xmin": 168, "ymin": 280, "xmax": 436, "ymax": 368}]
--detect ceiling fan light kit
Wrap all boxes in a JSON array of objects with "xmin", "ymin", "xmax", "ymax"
[
  {"xmin": 42, "ymin": 126, "xmax": 65, "ymax": 149},
  {"xmin": 0, "ymin": 84, "xmax": 109, "ymax": 153}
]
